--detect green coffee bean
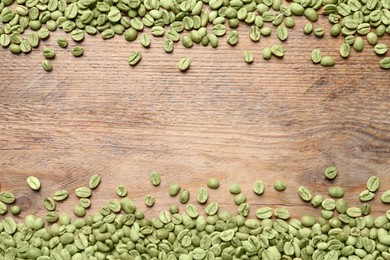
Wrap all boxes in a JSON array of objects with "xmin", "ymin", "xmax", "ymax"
[
  {"xmin": 298, "ymin": 186, "xmax": 312, "ymax": 202},
  {"xmin": 227, "ymin": 30, "xmax": 239, "ymax": 46},
  {"xmin": 0, "ymin": 191, "xmax": 15, "ymax": 204},
  {"xmin": 290, "ymin": 3, "xmax": 304, "ymax": 15},
  {"xmin": 303, "ymin": 23, "xmax": 313, "ymax": 34},
  {"xmin": 249, "ymin": 25, "xmax": 261, "ymax": 42},
  {"xmin": 361, "ymin": 203, "xmax": 371, "ymax": 215},
  {"xmin": 163, "ymin": 39, "xmax": 174, "ymax": 53},
  {"xmin": 359, "ymin": 190, "xmax": 375, "ymax": 202},
  {"xmin": 20, "ymin": 40, "xmax": 32, "ymax": 53},
  {"xmin": 328, "ymin": 186, "xmax": 345, "ymax": 198},
  {"xmin": 367, "ymin": 32, "xmax": 378, "ymax": 45},
  {"xmin": 3, "ymin": 217, "xmax": 17, "ymax": 234},
  {"xmin": 212, "ymin": 24, "xmax": 226, "ymax": 36},
  {"xmin": 71, "ymin": 46, "xmax": 84, "ymax": 57},
  {"xmin": 284, "ymin": 17, "xmax": 295, "ymax": 28},
  {"xmin": 301, "ymin": 215, "xmax": 316, "ymax": 227},
  {"xmin": 186, "ymin": 204, "xmax": 199, "ymax": 218},
  {"xmin": 178, "ymin": 57, "xmax": 191, "ymax": 72},
  {"xmin": 179, "ymin": 189, "xmax": 190, "ymax": 204},
  {"xmin": 123, "ymin": 28, "xmax": 138, "ymax": 41},
  {"xmin": 43, "ymin": 47, "xmax": 55, "ymax": 59},
  {"xmin": 144, "ymin": 195, "xmax": 155, "ymax": 207},
  {"xmin": 230, "ymin": 184, "xmax": 241, "ymax": 194},
  {"xmin": 353, "ymin": 37, "xmax": 364, "ymax": 52},
  {"xmin": 335, "ymin": 198, "xmax": 348, "ymax": 214},
  {"xmin": 42, "ymin": 60, "xmax": 53, "ymax": 72},
  {"xmin": 320, "ymin": 56, "xmax": 335, "ymax": 67},
  {"xmin": 237, "ymin": 202, "xmax": 250, "ymax": 217},
  {"xmin": 207, "ymin": 178, "xmax": 219, "ymax": 189},
  {"xmin": 324, "ymin": 166, "xmax": 338, "ymax": 179},
  {"xmin": 73, "ymin": 205, "xmax": 86, "ymax": 217},
  {"xmin": 149, "ymin": 171, "xmax": 161, "ymax": 186},
  {"xmin": 262, "ymin": 47, "xmax": 272, "ymax": 59},
  {"xmin": 140, "ymin": 33, "xmax": 151, "ymax": 48},
  {"xmin": 243, "ymin": 50, "xmax": 253, "ymax": 63},
  {"xmin": 107, "ymin": 199, "xmax": 121, "ymax": 212},
  {"xmin": 205, "ymin": 202, "xmax": 219, "ymax": 216},
  {"xmin": 169, "ymin": 183, "xmax": 181, "ymax": 196},
  {"xmin": 57, "ymin": 36, "xmax": 68, "ymax": 48},
  {"xmin": 128, "ymin": 51, "xmax": 141, "ymax": 66},
  {"xmin": 260, "ymin": 27, "xmax": 272, "ymax": 36},
  {"xmin": 43, "ymin": 197, "xmax": 56, "ymax": 211},
  {"xmin": 197, "ymin": 187, "xmax": 208, "ymax": 204},
  {"xmin": 27, "ymin": 176, "xmax": 41, "ymax": 191},
  {"xmin": 0, "ymin": 201, "xmax": 8, "ymax": 215},
  {"xmin": 88, "ymin": 174, "xmax": 101, "ymax": 189},
  {"xmin": 311, "ymin": 49, "xmax": 322, "ymax": 64},
  {"xmin": 170, "ymin": 204, "xmax": 179, "ymax": 214},
  {"xmin": 10, "ymin": 205, "xmax": 20, "ymax": 215},
  {"xmin": 380, "ymin": 57, "xmax": 390, "ymax": 69},
  {"xmin": 253, "ymin": 180, "xmax": 265, "ymax": 195},
  {"xmin": 271, "ymin": 44, "xmax": 285, "ymax": 58},
  {"xmin": 115, "ymin": 185, "xmax": 127, "ymax": 197},
  {"xmin": 322, "ymin": 198, "xmax": 336, "ymax": 210},
  {"xmin": 374, "ymin": 44, "xmax": 388, "ymax": 55},
  {"xmin": 70, "ymin": 29, "xmax": 84, "ymax": 42},
  {"xmin": 151, "ymin": 26, "xmax": 165, "ymax": 36},
  {"xmin": 256, "ymin": 207, "xmax": 273, "ymax": 219},
  {"xmin": 381, "ymin": 190, "xmax": 390, "ymax": 203},
  {"xmin": 274, "ymin": 180, "xmax": 286, "ymax": 191},
  {"xmin": 234, "ymin": 193, "xmax": 247, "ymax": 205},
  {"xmin": 274, "ymin": 208, "xmax": 290, "ymax": 220},
  {"xmin": 46, "ymin": 211, "xmax": 58, "ymax": 223},
  {"xmin": 314, "ymin": 27, "xmax": 325, "ymax": 37},
  {"xmin": 75, "ymin": 187, "xmax": 91, "ymax": 198},
  {"xmin": 277, "ymin": 26, "xmax": 288, "ymax": 41},
  {"xmin": 339, "ymin": 43, "xmax": 351, "ymax": 58},
  {"xmin": 79, "ymin": 198, "xmax": 91, "ymax": 208},
  {"xmin": 346, "ymin": 207, "xmax": 362, "ymax": 217},
  {"xmin": 304, "ymin": 8, "xmax": 318, "ymax": 22},
  {"xmin": 311, "ymin": 194, "xmax": 324, "ymax": 207},
  {"xmin": 0, "ymin": 34, "xmax": 11, "ymax": 47}
]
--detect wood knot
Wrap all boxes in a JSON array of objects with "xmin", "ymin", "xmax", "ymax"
[{"xmin": 17, "ymin": 195, "xmax": 32, "ymax": 211}]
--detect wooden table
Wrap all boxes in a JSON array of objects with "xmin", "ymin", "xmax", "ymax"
[{"xmin": 0, "ymin": 15, "xmax": 389, "ymax": 221}]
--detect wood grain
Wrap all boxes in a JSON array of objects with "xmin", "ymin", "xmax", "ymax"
[{"xmin": 0, "ymin": 14, "xmax": 389, "ymax": 222}]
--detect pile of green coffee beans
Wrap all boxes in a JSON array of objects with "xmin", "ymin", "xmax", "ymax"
[
  {"xmin": 0, "ymin": 0, "xmax": 390, "ymax": 71},
  {"xmin": 1, "ymin": 167, "xmax": 390, "ymax": 260}
]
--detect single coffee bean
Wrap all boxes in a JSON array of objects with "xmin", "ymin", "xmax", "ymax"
[
  {"xmin": 328, "ymin": 186, "xmax": 345, "ymax": 198},
  {"xmin": 271, "ymin": 44, "xmax": 285, "ymax": 58},
  {"xmin": 42, "ymin": 60, "xmax": 53, "ymax": 72},
  {"xmin": 73, "ymin": 205, "xmax": 86, "ymax": 217},
  {"xmin": 144, "ymin": 194, "xmax": 155, "ymax": 207},
  {"xmin": 274, "ymin": 208, "xmax": 290, "ymax": 220},
  {"xmin": 0, "ymin": 201, "xmax": 8, "ymax": 215},
  {"xmin": 374, "ymin": 44, "xmax": 388, "ymax": 55},
  {"xmin": 205, "ymin": 202, "xmax": 219, "ymax": 216},
  {"xmin": 298, "ymin": 186, "xmax": 312, "ymax": 201},
  {"xmin": 79, "ymin": 198, "xmax": 91, "ymax": 208},
  {"xmin": 71, "ymin": 46, "xmax": 84, "ymax": 57},
  {"xmin": 324, "ymin": 166, "xmax": 338, "ymax": 179},
  {"xmin": 43, "ymin": 197, "xmax": 56, "ymax": 211},
  {"xmin": 346, "ymin": 207, "xmax": 362, "ymax": 217},
  {"xmin": 353, "ymin": 37, "xmax": 364, "ymax": 52},
  {"xmin": 339, "ymin": 43, "xmax": 351, "ymax": 58},
  {"xmin": 256, "ymin": 207, "xmax": 273, "ymax": 219},
  {"xmin": 380, "ymin": 57, "xmax": 390, "ymax": 69},
  {"xmin": 116, "ymin": 185, "xmax": 127, "ymax": 197},
  {"xmin": 75, "ymin": 187, "xmax": 92, "ymax": 198},
  {"xmin": 230, "ymin": 184, "xmax": 241, "ymax": 194},
  {"xmin": 381, "ymin": 190, "xmax": 390, "ymax": 203},
  {"xmin": 274, "ymin": 180, "xmax": 286, "ymax": 191},
  {"xmin": 237, "ymin": 202, "xmax": 250, "ymax": 217},
  {"xmin": 10, "ymin": 205, "xmax": 20, "ymax": 215},
  {"xmin": 89, "ymin": 174, "xmax": 101, "ymax": 189},
  {"xmin": 311, "ymin": 194, "xmax": 324, "ymax": 207},
  {"xmin": 27, "ymin": 176, "xmax": 41, "ymax": 191},
  {"xmin": 46, "ymin": 211, "xmax": 59, "ymax": 223},
  {"xmin": 234, "ymin": 193, "xmax": 247, "ymax": 205},
  {"xmin": 262, "ymin": 47, "xmax": 272, "ymax": 60},
  {"xmin": 0, "ymin": 191, "xmax": 15, "ymax": 204},
  {"xmin": 243, "ymin": 50, "xmax": 253, "ymax": 63},
  {"xmin": 179, "ymin": 189, "xmax": 190, "ymax": 204},
  {"xmin": 150, "ymin": 171, "xmax": 161, "ymax": 186},
  {"xmin": 359, "ymin": 190, "xmax": 375, "ymax": 202},
  {"xmin": 367, "ymin": 176, "xmax": 380, "ymax": 192},
  {"xmin": 207, "ymin": 178, "xmax": 219, "ymax": 189},
  {"xmin": 253, "ymin": 180, "xmax": 265, "ymax": 195},
  {"xmin": 169, "ymin": 183, "xmax": 181, "ymax": 196},
  {"xmin": 57, "ymin": 36, "xmax": 68, "ymax": 48},
  {"xmin": 178, "ymin": 57, "xmax": 191, "ymax": 72},
  {"xmin": 128, "ymin": 51, "xmax": 141, "ymax": 66},
  {"xmin": 197, "ymin": 187, "xmax": 208, "ymax": 204},
  {"xmin": 43, "ymin": 47, "xmax": 55, "ymax": 59}
]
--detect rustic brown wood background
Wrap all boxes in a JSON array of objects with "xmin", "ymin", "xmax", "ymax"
[{"xmin": 0, "ymin": 14, "xmax": 389, "ymax": 222}]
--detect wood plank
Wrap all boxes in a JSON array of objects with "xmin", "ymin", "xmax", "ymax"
[{"xmin": 0, "ymin": 14, "xmax": 389, "ymax": 221}]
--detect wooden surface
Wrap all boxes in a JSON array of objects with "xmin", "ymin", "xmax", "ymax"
[{"xmin": 0, "ymin": 14, "xmax": 389, "ymax": 221}]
